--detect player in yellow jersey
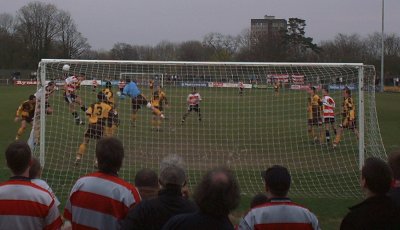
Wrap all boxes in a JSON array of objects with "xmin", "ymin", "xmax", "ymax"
[
  {"xmin": 306, "ymin": 89, "xmax": 315, "ymax": 139},
  {"xmin": 14, "ymin": 95, "xmax": 36, "ymax": 141},
  {"xmin": 102, "ymin": 81, "xmax": 119, "ymax": 136},
  {"xmin": 151, "ymin": 85, "xmax": 169, "ymax": 131},
  {"xmin": 310, "ymin": 87, "xmax": 323, "ymax": 143},
  {"xmin": 75, "ymin": 92, "xmax": 117, "ymax": 165},
  {"xmin": 333, "ymin": 87, "xmax": 359, "ymax": 148}
]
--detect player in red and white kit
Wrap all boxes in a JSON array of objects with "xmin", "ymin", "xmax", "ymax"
[
  {"xmin": 238, "ymin": 81, "xmax": 244, "ymax": 96},
  {"xmin": 181, "ymin": 87, "xmax": 202, "ymax": 123},
  {"xmin": 322, "ymin": 88, "xmax": 336, "ymax": 144},
  {"xmin": 64, "ymin": 73, "xmax": 86, "ymax": 125},
  {"xmin": 118, "ymin": 80, "xmax": 126, "ymax": 93},
  {"xmin": 92, "ymin": 79, "xmax": 98, "ymax": 92}
]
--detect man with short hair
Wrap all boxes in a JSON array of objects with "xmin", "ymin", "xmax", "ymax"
[
  {"xmin": 65, "ymin": 137, "xmax": 141, "ymax": 230},
  {"xmin": 122, "ymin": 79, "xmax": 164, "ymax": 127},
  {"xmin": 163, "ymin": 167, "xmax": 240, "ymax": 230},
  {"xmin": 0, "ymin": 141, "xmax": 62, "ymax": 230},
  {"xmin": 134, "ymin": 168, "xmax": 159, "ymax": 200},
  {"xmin": 340, "ymin": 157, "xmax": 400, "ymax": 229},
  {"xmin": 121, "ymin": 155, "xmax": 197, "ymax": 230},
  {"xmin": 388, "ymin": 150, "xmax": 400, "ymax": 208},
  {"xmin": 238, "ymin": 165, "xmax": 320, "ymax": 230},
  {"xmin": 14, "ymin": 94, "xmax": 36, "ymax": 141}
]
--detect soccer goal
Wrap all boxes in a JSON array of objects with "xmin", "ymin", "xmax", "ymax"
[{"xmin": 33, "ymin": 59, "xmax": 386, "ymax": 201}]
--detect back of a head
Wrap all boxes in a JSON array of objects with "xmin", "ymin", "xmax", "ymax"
[
  {"xmin": 5, "ymin": 141, "xmax": 32, "ymax": 175},
  {"xmin": 135, "ymin": 168, "xmax": 159, "ymax": 188},
  {"xmin": 262, "ymin": 165, "xmax": 291, "ymax": 197},
  {"xmin": 194, "ymin": 167, "xmax": 240, "ymax": 217},
  {"xmin": 389, "ymin": 150, "xmax": 400, "ymax": 181},
  {"xmin": 362, "ymin": 157, "xmax": 392, "ymax": 195},
  {"xmin": 29, "ymin": 157, "xmax": 42, "ymax": 178},
  {"xmin": 159, "ymin": 155, "xmax": 186, "ymax": 187},
  {"xmin": 96, "ymin": 137, "xmax": 124, "ymax": 174}
]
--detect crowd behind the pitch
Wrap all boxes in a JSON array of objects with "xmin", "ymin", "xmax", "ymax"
[{"xmin": 1, "ymin": 138, "xmax": 400, "ymax": 230}]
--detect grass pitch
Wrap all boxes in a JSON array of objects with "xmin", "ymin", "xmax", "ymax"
[{"xmin": 1, "ymin": 85, "xmax": 398, "ymax": 230}]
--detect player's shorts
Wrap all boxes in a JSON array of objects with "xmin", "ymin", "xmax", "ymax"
[
  {"xmin": 84, "ymin": 123, "xmax": 104, "ymax": 139},
  {"xmin": 324, "ymin": 117, "xmax": 335, "ymax": 124},
  {"xmin": 188, "ymin": 104, "xmax": 200, "ymax": 113},
  {"xmin": 340, "ymin": 118, "xmax": 356, "ymax": 129},
  {"xmin": 64, "ymin": 93, "xmax": 77, "ymax": 104},
  {"xmin": 312, "ymin": 108, "xmax": 322, "ymax": 126},
  {"xmin": 131, "ymin": 94, "xmax": 148, "ymax": 111},
  {"xmin": 21, "ymin": 115, "xmax": 34, "ymax": 123}
]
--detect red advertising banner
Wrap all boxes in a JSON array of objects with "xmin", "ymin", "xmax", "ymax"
[{"xmin": 14, "ymin": 80, "xmax": 37, "ymax": 86}]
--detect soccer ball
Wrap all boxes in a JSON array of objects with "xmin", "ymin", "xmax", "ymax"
[
  {"xmin": 116, "ymin": 91, "xmax": 121, "ymax": 97},
  {"xmin": 62, "ymin": 64, "xmax": 70, "ymax": 72}
]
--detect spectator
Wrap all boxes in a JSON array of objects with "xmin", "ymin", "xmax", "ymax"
[
  {"xmin": 250, "ymin": 193, "xmax": 268, "ymax": 208},
  {"xmin": 388, "ymin": 150, "xmax": 400, "ymax": 207},
  {"xmin": 121, "ymin": 155, "xmax": 197, "ymax": 230},
  {"xmin": 0, "ymin": 141, "xmax": 62, "ymax": 229},
  {"xmin": 163, "ymin": 167, "xmax": 240, "ymax": 230},
  {"xmin": 64, "ymin": 137, "xmax": 141, "ymax": 230},
  {"xmin": 29, "ymin": 157, "xmax": 60, "ymax": 207},
  {"xmin": 238, "ymin": 165, "xmax": 320, "ymax": 230},
  {"xmin": 135, "ymin": 168, "xmax": 159, "ymax": 200},
  {"xmin": 340, "ymin": 157, "xmax": 400, "ymax": 229}
]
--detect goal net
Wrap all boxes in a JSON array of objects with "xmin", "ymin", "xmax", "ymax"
[{"xmin": 33, "ymin": 60, "xmax": 385, "ymax": 201}]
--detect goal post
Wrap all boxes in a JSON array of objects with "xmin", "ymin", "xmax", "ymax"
[{"xmin": 33, "ymin": 59, "xmax": 386, "ymax": 200}]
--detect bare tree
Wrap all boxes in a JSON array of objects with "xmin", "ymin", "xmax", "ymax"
[
  {"xmin": 0, "ymin": 13, "xmax": 15, "ymax": 34},
  {"xmin": 15, "ymin": 2, "xmax": 62, "ymax": 63},
  {"xmin": 57, "ymin": 10, "xmax": 90, "ymax": 58}
]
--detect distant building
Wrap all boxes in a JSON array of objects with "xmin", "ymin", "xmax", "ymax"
[{"xmin": 251, "ymin": 15, "xmax": 287, "ymax": 43}]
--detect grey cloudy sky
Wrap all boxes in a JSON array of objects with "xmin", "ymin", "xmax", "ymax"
[{"xmin": 2, "ymin": 0, "xmax": 400, "ymax": 50}]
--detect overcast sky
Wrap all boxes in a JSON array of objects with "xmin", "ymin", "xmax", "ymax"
[{"xmin": 2, "ymin": 0, "xmax": 400, "ymax": 50}]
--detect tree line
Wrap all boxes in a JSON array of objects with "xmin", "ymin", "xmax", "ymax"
[{"xmin": 1, "ymin": 1, "xmax": 399, "ymax": 79}]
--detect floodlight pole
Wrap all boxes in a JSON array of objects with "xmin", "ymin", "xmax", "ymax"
[{"xmin": 380, "ymin": 0, "xmax": 385, "ymax": 92}]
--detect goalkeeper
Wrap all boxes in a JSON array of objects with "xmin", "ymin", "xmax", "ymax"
[
  {"xmin": 333, "ymin": 87, "xmax": 359, "ymax": 148},
  {"xmin": 122, "ymin": 79, "xmax": 164, "ymax": 127}
]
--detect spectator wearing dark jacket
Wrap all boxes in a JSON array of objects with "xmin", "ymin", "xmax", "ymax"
[
  {"xmin": 134, "ymin": 168, "xmax": 159, "ymax": 200},
  {"xmin": 340, "ymin": 157, "xmax": 400, "ymax": 230},
  {"xmin": 388, "ymin": 151, "xmax": 400, "ymax": 208},
  {"xmin": 120, "ymin": 155, "xmax": 197, "ymax": 230},
  {"xmin": 162, "ymin": 167, "xmax": 240, "ymax": 230}
]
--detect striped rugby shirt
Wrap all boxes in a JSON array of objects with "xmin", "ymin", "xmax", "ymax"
[
  {"xmin": 0, "ymin": 176, "xmax": 62, "ymax": 230},
  {"xmin": 238, "ymin": 198, "xmax": 320, "ymax": 230},
  {"xmin": 64, "ymin": 171, "xmax": 141, "ymax": 230}
]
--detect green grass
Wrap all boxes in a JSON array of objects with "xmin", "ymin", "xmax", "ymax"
[{"xmin": 0, "ymin": 85, "xmax": 399, "ymax": 230}]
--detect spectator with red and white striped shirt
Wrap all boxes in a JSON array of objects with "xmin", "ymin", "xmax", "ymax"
[
  {"xmin": 64, "ymin": 137, "xmax": 141, "ymax": 230},
  {"xmin": 238, "ymin": 165, "xmax": 320, "ymax": 230},
  {"xmin": 0, "ymin": 141, "xmax": 62, "ymax": 230}
]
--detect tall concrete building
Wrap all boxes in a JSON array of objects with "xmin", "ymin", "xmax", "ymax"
[{"xmin": 251, "ymin": 15, "xmax": 287, "ymax": 39}]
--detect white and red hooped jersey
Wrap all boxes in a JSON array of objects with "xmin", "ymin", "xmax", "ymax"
[
  {"xmin": 64, "ymin": 172, "xmax": 141, "ymax": 230},
  {"xmin": 65, "ymin": 76, "xmax": 80, "ymax": 93},
  {"xmin": 238, "ymin": 198, "xmax": 320, "ymax": 230},
  {"xmin": 322, "ymin": 95, "xmax": 335, "ymax": 118},
  {"xmin": 187, "ymin": 93, "xmax": 202, "ymax": 106},
  {"xmin": 118, "ymin": 81, "xmax": 126, "ymax": 89},
  {"xmin": 0, "ymin": 179, "xmax": 62, "ymax": 230},
  {"xmin": 92, "ymin": 80, "xmax": 98, "ymax": 87},
  {"xmin": 239, "ymin": 82, "xmax": 244, "ymax": 89}
]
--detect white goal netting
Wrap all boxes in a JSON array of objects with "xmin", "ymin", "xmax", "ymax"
[{"xmin": 33, "ymin": 60, "xmax": 386, "ymax": 201}]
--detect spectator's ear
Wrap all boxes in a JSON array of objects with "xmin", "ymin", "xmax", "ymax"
[{"xmin": 360, "ymin": 177, "xmax": 367, "ymax": 190}]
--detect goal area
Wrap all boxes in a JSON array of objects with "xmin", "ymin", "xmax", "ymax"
[{"xmin": 33, "ymin": 59, "xmax": 386, "ymax": 200}]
